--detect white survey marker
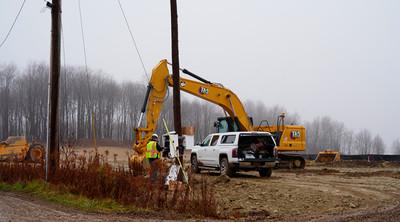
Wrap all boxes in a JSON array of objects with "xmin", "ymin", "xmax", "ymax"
[{"xmin": 162, "ymin": 119, "xmax": 188, "ymax": 184}]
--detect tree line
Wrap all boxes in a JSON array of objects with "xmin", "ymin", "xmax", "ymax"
[
  {"xmin": 0, "ymin": 62, "xmax": 223, "ymax": 146},
  {"xmin": 1, "ymin": 63, "xmax": 399, "ymax": 154}
]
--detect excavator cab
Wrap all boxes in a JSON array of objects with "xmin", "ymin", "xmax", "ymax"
[
  {"xmin": 218, "ymin": 113, "xmax": 286, "ymax": 146},
  {"xmin": 215, "ymin": 117, "xmax": 252, "ymax": 133}
]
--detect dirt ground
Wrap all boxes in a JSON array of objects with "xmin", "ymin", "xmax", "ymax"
[
  {"xmin": 209, "ymin": 165, "xmax": 400, "ymax": 221},
  {"xmin": 2, "ymin": 146, "xmax": 399, "ymax": 221}
]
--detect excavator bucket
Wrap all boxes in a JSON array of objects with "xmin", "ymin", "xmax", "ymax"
[{"xmin": 315, "ymin": 150, "xmax": 341, "ymax": 162}]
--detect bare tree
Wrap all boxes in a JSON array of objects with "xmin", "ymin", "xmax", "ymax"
[
  {"xmin": 0, "ymin": 64, "xmax": 16, "ymax": 140},
  {"xmin": 305, "ymin": 116, "xmax": 345, "ymax": 154},
  {"xmin": 354, "ymin": 129, "xmax": 372, "ymax": 155},
  {"xmin": 244, "ymin": 101, "xmax": 300, "ymax": 128},
  {"xmin": 371, "ymin": 134, "xmax": 385, "ymax": 154},
  {"xmin": 392, "ymin": 139, "xmax": 400, "ymax": 154},
  {"xmin": 340, "ymin": 129, "xmax": 354, "ymax": 154}
]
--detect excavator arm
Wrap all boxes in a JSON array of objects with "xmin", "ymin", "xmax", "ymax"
[
  {"xmin": 133, "ymin": 60, "xmax": 169, "ymax": 155},
  {"xmin": 133, "ymin": 59, "xmax": 253, "ymax": 155},
  {"xmin": 169, "ymin": 70, "xmax": 252, "ymax": 131}
]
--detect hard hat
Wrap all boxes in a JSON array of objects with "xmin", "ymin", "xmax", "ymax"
[{"xmin": 151, "ymin": 134, "xmax": 158, "ymax": 139}]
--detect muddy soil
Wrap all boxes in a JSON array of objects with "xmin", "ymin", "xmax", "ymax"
[{"xmin": 206, "ymin": 166, "xmax": 400, "ymax": 221}]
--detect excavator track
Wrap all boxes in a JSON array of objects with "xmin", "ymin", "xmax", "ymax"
[{"xmin": 277, "ymin": 154, "xmax": 305, "ymax": 169}]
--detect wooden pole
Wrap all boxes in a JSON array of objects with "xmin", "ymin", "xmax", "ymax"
[
  {"xmin": 46, "ymin": 0, "xmax": 61, "ymax": 181},
  {"xmin": 170, "ymin": 0, "xmax": 183, "ymax": 151}
]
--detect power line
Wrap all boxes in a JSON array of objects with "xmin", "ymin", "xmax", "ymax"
[
  {"xmin": 0, "ymin": 0, "xmax": 27, "ymax": 49},
  {"xmin": 77, "ymin": 0, "xmax": 92, "ymax": 101},
  {"xmin": 117, "ymin": 0, "xmax": 149, "ymax": 81},
  {"xmin": 77, "ymin": 0, "xmax": 97, "ymax": 149}
]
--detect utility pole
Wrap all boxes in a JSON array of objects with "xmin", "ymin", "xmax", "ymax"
[
  {"xmin": 46, "ymin": 0, "xmax": 61, "ymax": 181},
  {"xmin": 170, "ymin": 0, "xmax": 183, "ymax": 154}
]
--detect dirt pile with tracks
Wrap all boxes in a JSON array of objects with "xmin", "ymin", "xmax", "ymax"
[{"xmin": 207, "ymin": 165, "xmax": 400, "ymax": 221}]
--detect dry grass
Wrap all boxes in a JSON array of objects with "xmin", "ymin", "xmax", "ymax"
[{"xmin": 0, "ymin": 144, "xmax": 217, "ymax": 218}]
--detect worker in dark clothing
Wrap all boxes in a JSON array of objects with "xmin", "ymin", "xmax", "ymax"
[{"xmin": 146, "ymin": 134, "xmax": 163, "ymax": 181}]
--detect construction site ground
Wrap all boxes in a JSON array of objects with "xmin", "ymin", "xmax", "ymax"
[
  {"xmin": 210, "ymin": 163, "xmax": 400, "ymax": 221},
  {"xmin": 1, "ymin": 146, "xmax": 399, "ymax": 221}
]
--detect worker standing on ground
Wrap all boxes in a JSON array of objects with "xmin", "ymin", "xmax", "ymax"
[{"xmin": 146, "ymin": 134, "xmax": 163, "ymax": 181}]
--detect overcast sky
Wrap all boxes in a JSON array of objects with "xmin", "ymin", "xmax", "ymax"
[{"xmin": 1, "ymin": 0, "xmax": 399, "ymax": 152}]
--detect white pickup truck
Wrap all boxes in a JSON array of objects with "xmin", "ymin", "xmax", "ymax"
[{"xmin": 190, "ymin": 131, "xmax": 277, "ymax": 177}]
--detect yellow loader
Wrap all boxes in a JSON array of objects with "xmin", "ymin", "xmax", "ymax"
[{"xmin": 0, "ymin": 136, "xmax": 44, "ymax": 162}]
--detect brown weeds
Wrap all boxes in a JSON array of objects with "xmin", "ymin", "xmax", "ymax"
[
  {"xmin": 0, "ymin": 145, "xmax": 217, "ymax": 217},
  {"xmin": 0, "ymin": 162, "xmax": 43, "ymax": 183}
]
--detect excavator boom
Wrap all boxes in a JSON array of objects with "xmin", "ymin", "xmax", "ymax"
[{"xmin": 134, "ymin": 59, "xmax": 252, "ymax": 155}]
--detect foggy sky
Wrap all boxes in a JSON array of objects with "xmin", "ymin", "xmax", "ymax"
[{"xmin": 1, "ymin": 0, "xmax": 399, "ymax": 152}]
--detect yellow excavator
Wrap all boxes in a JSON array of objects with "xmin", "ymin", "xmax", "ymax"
[{"xmin": 130, "ymin": 59, "xmax": 306, "ymax": 169}]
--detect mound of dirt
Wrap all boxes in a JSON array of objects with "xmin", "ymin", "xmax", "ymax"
[
  {"xmin": 213, "ymin": 175, "xmax": 231, "ymax": 184},
  {"xmin": 314, "ymin": 160, "xmax": 400, "ymax": 168},
  {"xmin": 278, "ymin": 168, "xmax": 340, "ymax": 176},
  {"xmin": 344, "ymin": 170, "xmax": 400, "ymax": 179},
  {"xmin": 303, "ymin": 168, "xmax": 341, "ymax": 175}
]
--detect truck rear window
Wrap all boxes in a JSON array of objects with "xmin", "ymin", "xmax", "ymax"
[
  {"xmin": 238, "ymin": 133, "xmax": 276, "ymax": 159},
  {"xmin": 238, "ymin": 134, "xmax": 276, "ymax": 150}
]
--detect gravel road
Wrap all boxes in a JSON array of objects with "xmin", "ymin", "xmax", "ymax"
[{"xmin": 0, "ymin": 192, "xmax": 145, "ymax": 222}]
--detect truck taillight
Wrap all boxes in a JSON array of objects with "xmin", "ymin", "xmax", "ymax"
[
  {"xmin": 232, "ymin": 148, "xmax": 238, "ymax": 158},
  {"xmin": 274, "ymin": 147, "xmax": 278, "ymax": 157}
]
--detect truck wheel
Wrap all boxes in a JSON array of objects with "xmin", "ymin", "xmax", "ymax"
[
  {"xmin": 220, "ymin": 157, "xmax": 234, "ymax": 177},
  {"xmin": 259, "ymin": 168, "xmax": 272, "ymax": 177},
  {"xmin": 27, "ymin": 144, "xmax": 44, "ymax": 162},
  {"xmin": 191, "ymin": 155, "xmax": 201, "ymax": 173}
]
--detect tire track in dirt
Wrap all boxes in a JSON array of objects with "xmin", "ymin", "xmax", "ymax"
[
  {"xmin": 281, "ymin": 176, "xmax": 400, "ymax": 201},
  {"xmin": 310, "ymin": 203, "xmax": 400, "ymax": 222},
  {"xmin": 211, "ymin": 168, "xmax": 400, "ymax": 221}
]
